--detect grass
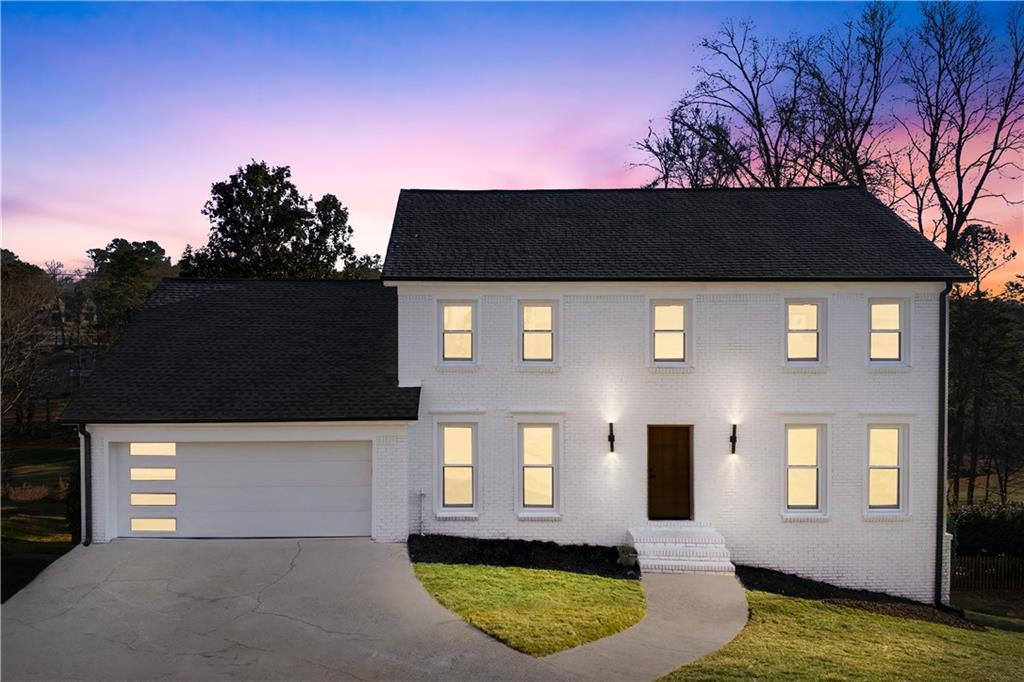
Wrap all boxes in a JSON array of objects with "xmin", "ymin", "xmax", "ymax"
[
  {"xmin": 664, "ymin": 590, "xmax": 1024, "ymax": 681},
  {"xmin": 412, "ymin": 562, "xmax": 646, "ymax": 656},
  {"xmin": 1, "ymin": 502, "xmax": 72, "ymax": 543},
  {"xmin": 2, "ymin": 437, "xmax": 79, "ymax": 601}
]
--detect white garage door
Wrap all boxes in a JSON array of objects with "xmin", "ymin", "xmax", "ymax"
[{"xmin": 117, "ymin": 441, "xmax": 372, "ymax": 538}]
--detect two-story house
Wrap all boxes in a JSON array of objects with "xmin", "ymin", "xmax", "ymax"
[{"xmin": 62, "ymin": 186, "xmax": 971, "ymax": 605}]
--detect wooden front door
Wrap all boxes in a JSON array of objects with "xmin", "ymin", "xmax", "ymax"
[{"xmin": 647, "ymin": 425, "xmax": 692, "ymax": 520}]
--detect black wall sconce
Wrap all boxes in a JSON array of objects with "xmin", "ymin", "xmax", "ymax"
[
  {"xmin": 608, "ymin": 423, "xmax": 615, "ymax": 452},
  {"xmin": 729, "ymin": 424, "xmax": 738, "ymax": 454}
]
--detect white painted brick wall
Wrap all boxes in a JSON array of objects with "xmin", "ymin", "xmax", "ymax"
[
  {"xmin": 397, "ymin": 281, "xmax": 947, "ymax": 602},
  {"xmin": 372, "ymin": 433, "xmax": 409, "ymax": 541}
]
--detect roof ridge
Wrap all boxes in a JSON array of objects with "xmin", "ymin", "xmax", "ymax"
[
  {"xmin": 399, "ymin": 185, "xmax": 862, "ymax": 194},
  {"xmin": 160, "ymin": 277, "xmax": 383, "ymax": 284}
]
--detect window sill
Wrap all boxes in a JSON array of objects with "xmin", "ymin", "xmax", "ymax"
[
  {"xmin": 783, "ymin": 363, "xmax": 828, "ymax": 374},
  {"xmin": 863, "ymin": 511, "xmax": 910, "ymax": 522},
  {"xmin": 867, "ymin": 363, "xmax": 911, "ymax": 374},
  {"xmin": 513, "ymin": 364, "xmax": 561, "ymax": 373},
  {"xmin": 516, "ymin": 511, "xmax": 561, "ymax": 521},
  {"xmin": 781, "ymin": 512, "xmax": 830, "ymax": 523},
  {"xmin": 648, "ymin": 364, "xmax": 694, "ymax": 374},
  {"xmin": 435, "ymin": 511, "xmax": 478, "ymax": 521},
  {"xmin": 435, "ymin": 364, "xmax": 479, "ymax": 373}
]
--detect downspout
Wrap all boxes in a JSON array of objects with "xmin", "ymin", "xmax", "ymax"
[
  {"xmin": 935, "ymin": 281, "xmax": 953, "ymax": 606},
  {"xmin": 77, "ymin": 423, "xmax": 92, "ymax": 546}
]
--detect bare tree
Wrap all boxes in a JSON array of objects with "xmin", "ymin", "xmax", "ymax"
[
  {"xmin": 895, "ymin": 2, "xmax": 1024, "ymax": 253},
  {"xmin": 634, "ymin": 106, "xmax": 745, "ymax": 188},
  {"xmin": 1, "ymin": 265, "xmax": 57, "ymax": 417},
  {"xmin": 797, "ymin": 1, "xmax": 900, "ymax": 190},
  {"xmin": 657, "ymin": 19, "xmax": 820, "ymax": 188}
]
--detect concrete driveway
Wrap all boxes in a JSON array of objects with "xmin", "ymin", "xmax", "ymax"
[
  {"xmin": 1, "ymin": 538, "xmax": 747, "ymax": 681},
  {"xmin": 2, "ymin": 538, "xmax": 569, "ymax": 680}
]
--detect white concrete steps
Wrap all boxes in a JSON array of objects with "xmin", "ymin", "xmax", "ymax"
[{"xmin": 629, "ymin": 525, "xmax": 735, "ymax": 575}]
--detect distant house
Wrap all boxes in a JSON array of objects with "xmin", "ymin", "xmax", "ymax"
[{"xmin": 62, "ymin": 186, "xmax": 970, "ymax": 605}]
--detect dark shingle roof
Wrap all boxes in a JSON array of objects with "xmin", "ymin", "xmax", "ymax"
[
  {"xmin": 382, "ymin": 187, "xmax": 970, "ymax": 282},
  {"xmin": 61, "ymin": 279, "xmax": 420, "ymax": 423}
]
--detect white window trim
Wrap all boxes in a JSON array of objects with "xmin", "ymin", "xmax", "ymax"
[
  {"xmin": 515, "ymin": 299, "xmax": 561, "ymax": 367},
  {"xmin": 513, "ymin": 414, "xmax": 563, "ymax": 519},
  {"xmin": 868, "ymin": 297, "xmax": 911, "ymax": 367},
  {"xmin": 648, "ymin": 299, "xmax": 693, "ymax": 368},
  {"xmin": 781, "ymin": 419, "xmax": 830, "ymax": 519},
  {"xmin": 434, "ymin": 416, "xmax": 481, "ymax": 517},
  {"xmin": 784, "ymin": 298, "xmax": 827, "ymax": 368},
  {"xmin": 864, "ymin": 422, "xmax": 911, "ymax": 517},
  {"xmin": 437, "ymin": 299, "xmax": 478, "ymax": 367}
]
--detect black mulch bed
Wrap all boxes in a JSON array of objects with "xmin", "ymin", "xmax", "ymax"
[
  {"xmin": 407, "ymin": 534, "xmax": 639, "ymax": 580},
  {"xmin": 736, "ymin": 565, "xmax": 981, "ymax": 630}
]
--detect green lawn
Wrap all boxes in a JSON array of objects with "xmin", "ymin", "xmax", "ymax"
[
  {"xmin": 665, "ymin": 591, "xmax": 1024, "ymax": 681},
  {"xmin": 1, "ymin": 501, "xmax": 72, "ymax": 543},
  {"xmin": 412, "ymin": 562, "xmax": 646, "ymax": 656},
  {"xmin": 2, "ymin": 438, "xmax": 79, "ymax": 601}
]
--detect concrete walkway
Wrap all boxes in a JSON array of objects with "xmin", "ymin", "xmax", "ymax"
[
  {"xmin": 1, "ymin": 538, "xmax": 747, "ymax": 681},
  {"xmin": 545, "ymin": 572, "xmax": 749, "ymax": 680}
]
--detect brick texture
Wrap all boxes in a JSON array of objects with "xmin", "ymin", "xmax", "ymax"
[{"xmin": 398, "ymin": 282, "xmax": 947, "ymax": 602}]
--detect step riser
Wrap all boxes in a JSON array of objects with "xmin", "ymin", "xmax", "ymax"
[
  {"xmin": 639, "ymin": 560, "xmax": 735, "ymax": 574},
  {"xmin": 629, "ymin": 532, "xmax": 725, "ymax": 545},
  {"xmin": 629, "ymin": 525, "xmax": 736, "ymax": 575},
  {"xmin": 635, "ymin": 544, "xmax": 731, "ymax": 559}
]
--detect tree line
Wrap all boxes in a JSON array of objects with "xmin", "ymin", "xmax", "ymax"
[
  {"xmin": 635, "ymin": 1, "xmax": 1023, "ymax": 506},
  {"xmin": 1, "ymin": 160, "xmax": 380, "ymax": 432}
]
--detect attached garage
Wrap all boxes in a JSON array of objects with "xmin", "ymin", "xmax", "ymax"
[
  {"xmin": 117, "ymin": 441, "xmax": 372, "ymax": 538},
  {"xmin": 61, "ymin": 279, "xmax": 421, "ymax": 544}
]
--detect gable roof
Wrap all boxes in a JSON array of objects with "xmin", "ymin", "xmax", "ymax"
[
  {"xmin": 61, "ymin": 279, "xmax": 420, "ymax": 423},
  {"xmin": 382, "ymin": 187, "xmax": 971, "ymax": 282}
]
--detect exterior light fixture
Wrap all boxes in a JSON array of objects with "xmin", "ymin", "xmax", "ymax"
[
  {"xmin": 729, "ymin": 424, "xmax": 738, "ymax": 454},
  {"xmin": 608, "ymin": 423, "xmax": 615, "ymax": 452}
]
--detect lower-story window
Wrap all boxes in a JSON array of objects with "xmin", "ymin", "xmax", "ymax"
[
  {"xmin": 868, "ymin": 425, "xmax": 905, "ymax": 510},
  {"xmin": 519, "ymin": 423, "xmax": 557, "ymax": 508},
  {"xmin": 440, "ymin": 424, "xmax": 476, "ymax": 508},
  {"xmin": 785, "ymin": 424, "xmax": 825, "ymax": 512}
]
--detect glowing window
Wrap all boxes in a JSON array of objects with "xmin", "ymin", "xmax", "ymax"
[
  {"xmin": 441, "ymin": 425, "xmax": 474, "ymax": 507},
  {"xmin": 868, "ymin": 426, "xmax": 903, "ymax": 509},
  {"xmin": 130, "ymin": 468, "xmax": 176, "ymax": 481},
  {"xmin": 521, "ymin": 425, "xmax": 556, "ymax": 508},
  {"xmin": 131, "ymin": 518, "xmax": 176, "ymax": 532},
  {"xmin": 652, "ymin": 303, "xmax": 685, "ymax": 362},
  {"xmin": 870, "ymin": 302, "xmax": 902, "ymax": 361},
  {"xmin": 522, "ymin": 304, "xmax": 554, "ymax": 362},
  {"xmin": 442, "ymin": 304, "xmax": 474, "ymax": 361},
  {"xmin": 130, "ymin": 493, "xmax": 176, "ymax": 506},
  {"xmin": 786, "ymin": 303, "xmax": 820, "ymax": 361},
  {"xmin": 786, "ymin": 425, "xmax": 823, "ymax": 510},
  {"xmin": 130, "ymin": 442, "xmax": 176, "ymax": 456}
]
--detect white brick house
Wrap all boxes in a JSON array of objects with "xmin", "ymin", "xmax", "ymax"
[{"xmin": 64, "ymin": 187, "xmax": 970, "ymax": 605}]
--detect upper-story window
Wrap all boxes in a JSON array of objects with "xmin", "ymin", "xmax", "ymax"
[
  {"xmin": 440, "ymin": 302, "xmax": 475, "ymax": 362},
  {"xmin": 786, "ymin": 301, "xmax": 823, "ymax": 362},
  {"xmin": 520, "ymin": 302, "xmax": 556, "ymax": 362},
  {"xmin": 870, "ymin": 300, "xmax": 904, "ymax": 362},
  {"xmin": 652, "ymin": 301, "xmax": 687, "ymax": 363}
]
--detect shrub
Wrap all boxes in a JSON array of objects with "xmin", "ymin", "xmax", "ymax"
[
  {"xmin": 950, "ymin": 502, "xmax": 1024, "ymax": 557},
  {"xmin": 2, "ymin": 481, "xmax": 51, "ymax": 502}
]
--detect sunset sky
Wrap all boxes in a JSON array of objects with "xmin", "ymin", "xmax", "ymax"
[{"xmin": 3, "ymin": 2, "xmax": 1021, "ymax": 286}]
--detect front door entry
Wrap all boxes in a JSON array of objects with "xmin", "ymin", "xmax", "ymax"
[{"xmin": 647, "ymin": 425, "xmax": 692, "ymax": 520}]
